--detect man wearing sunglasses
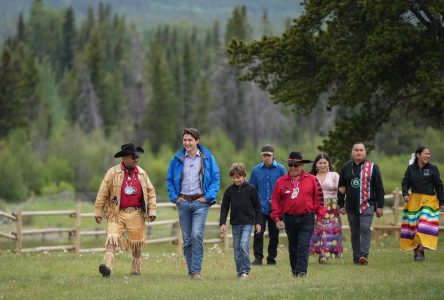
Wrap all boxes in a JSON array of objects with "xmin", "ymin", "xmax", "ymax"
[
  {"xmin": 95, "ymin": 143, "xmax": 157, "ymax": 277},
  {"xmin": 271, "ymin": 151, "xmax": 325, "ymax": 278},
  {"xmin": 249, "ymin": 144, "xmax": 286, "ymax": 266}
]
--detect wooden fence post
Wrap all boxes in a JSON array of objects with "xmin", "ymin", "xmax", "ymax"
[
  {"xmin": 15, "ymin": 210, "xmax": 22, "ymax": 255},
  {"xmin": 393, "ymin": 187, "xmax": 400, "ymax": 226},
  {"xmin": 175, "ymin": 220, "xmax": 182, "ymax": 254},
  {"xmin": 74, "ymin": 203, "xmax": 81, "ymax": 253},
  {"xmin": 223, "ymin": 224, "xmax": 230, "ymax": 252},
  {"xmin": 393, "ymin": 187, "xmax": 400, "ymax": 240}
]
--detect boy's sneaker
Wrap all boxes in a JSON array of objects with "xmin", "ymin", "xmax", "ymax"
[
  {"xmin": 240, "ymin": 273, "xmax": 249, "ymax": 280},
  {"xmin": 191, "ymin": 273, "xmax": 203, "ymax": 280},
  {"xmin": 252, "ymin": 258, "xmax": 263, "ymax": 265}
]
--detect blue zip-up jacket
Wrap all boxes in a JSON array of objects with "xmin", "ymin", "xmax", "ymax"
[
  {"xmin": 166, "ymin": 144, "xmax": 220, "ymax": 205},
  {"xmin": 249, "ymin": 160, "xmax": 286, "ymax": 215}
]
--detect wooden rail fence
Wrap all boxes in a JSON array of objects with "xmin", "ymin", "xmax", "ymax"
[{"xmin": 1, "ymin": 189, "xmax": 442, "ymax": 254}]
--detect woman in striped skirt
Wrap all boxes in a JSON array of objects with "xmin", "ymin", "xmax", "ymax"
[{"xmin": 400, "ymin": 147, "xmax": 444, "ymax": 261}]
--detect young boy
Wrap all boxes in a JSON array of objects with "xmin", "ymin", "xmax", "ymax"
[{"xmin": 220, "ymin": 163, "xmax": 262, "ymax": 279}]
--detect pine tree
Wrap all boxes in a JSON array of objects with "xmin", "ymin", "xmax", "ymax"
[
  {"xmin": 180, "ymin": 33, "xmax": 196, "ymax": 127},
  {"xmin": 16, "ymin": 12, "xmax": 26, "ymax": 45},
  {"xmin": 225, "ymin": 5, "xmax": 252, "ymax": 45},
  {"xmin": 61, "ymin": 6, "xmax": 76, "ymax": 72},
  {"xmin": 262, "ymin": 10, "xmax": 273, "ymax": 36},
  {"xmin": 145, "ymin": 41, "xmax": 178, "ymax": 153},
  {"xmin": 191, "ymin": 78, "xmax": 212, "ymax": 134}
]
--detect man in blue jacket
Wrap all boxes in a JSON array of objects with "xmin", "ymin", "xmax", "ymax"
[
  {"xmin": 166, "ymin": 128, "xmax": 220, "ymax": 279},
  {"xmin": 250, "ymin": 144, "xmax": 286, "ymax": 265}
]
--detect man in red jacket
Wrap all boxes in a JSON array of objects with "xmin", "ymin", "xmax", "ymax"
[{"xmin": 271, "ymin": 151, "xmax": 325, "ymax": 278}]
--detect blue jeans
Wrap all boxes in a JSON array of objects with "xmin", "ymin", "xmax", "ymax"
[
  {"xmin": 232, "ymin": 224, "xmax": 253, "ymax": 276},
  {"xmin": 283, "ymin": 213, "xmax": 315, "ymax": 275},
  {"xmin": 177, "ymin": 200, "xmax": 209, "ymax": 274}
]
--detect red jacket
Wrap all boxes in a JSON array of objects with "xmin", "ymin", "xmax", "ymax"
[{"xmin": 271, "ymin": 172, "xmax": 325, "ymax": 222}]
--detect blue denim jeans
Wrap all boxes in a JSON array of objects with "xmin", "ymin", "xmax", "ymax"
[
  {"xmin": 232, "ymin": 224, "xmax": 253, "ymax": 276},
  {"xmin": 177, "ymin": 200, "xmax": 209, "ymax": 274},
  {"xmin": 283, "ymin": 213, "xmax": 315, "ymax": 275}
]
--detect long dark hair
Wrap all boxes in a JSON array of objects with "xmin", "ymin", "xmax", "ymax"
[
  {"xmin": 310, "ymin": 152, "xmax": 333, "ymax": 175},
  {"xmin": 414, "ymin": 146, "xmax": 429, "ymax": 164}
]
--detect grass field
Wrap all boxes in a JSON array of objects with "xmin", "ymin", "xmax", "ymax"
[
  {"xmin": 1, "ymin": 199, "xmax": 444, "ymax": 299},
  {"xmin": 1, "ymin": 239, "xmax": 444, "ymax": 300}
]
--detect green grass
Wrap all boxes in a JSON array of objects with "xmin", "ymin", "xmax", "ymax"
[
  {"xmin": 1, "ymin": 199, "xmax": 444, "ymax": 299},
  {"xmin": 0, "ymin": 240, "xmax": 443, "ymax": 300}
]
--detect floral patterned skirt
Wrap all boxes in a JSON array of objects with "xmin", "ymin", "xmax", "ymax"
[{"xmin": 309, "ymin": 197, "xmax": 343, "ymax": 258}]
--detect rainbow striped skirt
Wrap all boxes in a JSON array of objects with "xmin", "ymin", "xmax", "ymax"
[{"xmin": 400, "ymin": 193, "xmax": 440, "ymax": 250}]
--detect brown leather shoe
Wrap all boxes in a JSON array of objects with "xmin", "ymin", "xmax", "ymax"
[{"xmin": 358, "ymin": 256, "xmax": 368, "ymax": 265}]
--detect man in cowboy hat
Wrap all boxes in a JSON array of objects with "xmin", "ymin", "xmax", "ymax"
[
  {"xmin": 271, "ymin": 151, "xmax": 325, "ymax": 278},
  {"xmin": 95, "ymin": 143, "xmax": 157, "ymax": 277}
]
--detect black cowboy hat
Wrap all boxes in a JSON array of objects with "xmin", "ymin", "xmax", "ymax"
[
  {"xmin": 288, "ymin": 151, "xmax": 312, "ymax": 164},
  {"xmin": 114, "ymin": 143, "xmax": 144, "ymax": 158}
]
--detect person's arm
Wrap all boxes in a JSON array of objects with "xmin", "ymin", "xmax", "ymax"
[
  {"xmin": 401, "ymin": 166, "xmax": 411, "ymax": 202},
  {"xmin": 313, "ymin": 177, "xmax": 326, "ymax": 221},
  {"xmin": 251, "ymin": 186, "xmax": 263, "ymax": 230},
  {"xmin": 219, "ymin": 189, "xmax": 230, "ymax": 226},
  {"xmin": 166, "ymin": 159, "xmax": 179, "ymax": 204},
  {"xmin": 431, "ymin": 166, "xmax": 444, "ymax": 206},
  {"xmin": 95, "ymin": 169, "xmax": 112, "ymax": 224},
  {"xmin": 271, "ymin": 180, "xmax": 283, "ymax": 227},
  {"xmin": 249, "ymin": 168, "xmax": 258, "ymax": 189},
  {"xmin": 337, "ymin": 166, "xmax": 346, "ymax": 209},
  {"xmin": 144, "ymin": 174, "xmax": 157, "ymax": 221},
  {"xmin": 204, "ymin": 155, "xmax": 220, "ymax": 204},
  {"xmin": 372, "ymin": 164, "xmax": 384, "ymax": 217}
]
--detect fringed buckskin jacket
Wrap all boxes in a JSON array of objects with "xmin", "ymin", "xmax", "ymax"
[{"xmin": 95, "ymin": 164, "xmax": 157, "ymax": 222}]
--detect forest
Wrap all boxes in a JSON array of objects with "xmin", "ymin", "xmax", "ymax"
[{"xmin": 0, "ymin": 0, "xmax": 443, "ymax": 204}]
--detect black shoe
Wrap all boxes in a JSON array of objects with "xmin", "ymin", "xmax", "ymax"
[
  {"xmin": 252, "ymin": 258, "xmax": 263, "ymax": 265},
  {"xmin": 266, "ymin": 259, "xmax": 276, "ymax": 265},
  {"xmin": 99, "ymin": 264, "xmax": 111, "ymax": 277},
  {"xmin": 295, "ymin": 272, "xmax": 306, "ymax": 278},
  {"xmin": 415, "ymin": 250, "xmax": 425, "ymax": 262}
]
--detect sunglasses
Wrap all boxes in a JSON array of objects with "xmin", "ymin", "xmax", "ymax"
[
  {"xmin": 262, "ymin": 154, "xmax": 272, "ymax": 157},
  {"xmin": 288, "ymin": 163, "xmax": 302, "ymax": 168},
  {"xmin": 130, "ymin": 155, "xmax": 139, "ymax": 160}
]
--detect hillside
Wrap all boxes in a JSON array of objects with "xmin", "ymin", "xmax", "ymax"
[{"xmin": 0, "ymin": 0, "xmax": 304, "ymax": 41}]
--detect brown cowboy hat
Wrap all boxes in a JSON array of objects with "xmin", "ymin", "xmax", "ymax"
[{"xmin": 114, "ymin": 143, "xmax": 144, "ymax": 158}]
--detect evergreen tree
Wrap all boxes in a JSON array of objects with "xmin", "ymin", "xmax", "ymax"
[
  {"xmin": 229, "ymin": 0, "xmax": 444, "ymax": 166},
  {"xmin": 225, "ymin": 5, "xmax": 252, "ymax": 44},
  {"xmin": 262, "ymin": 10, "xmax": 273, "ymax": 36},
  {"xmin": 145, "ymin": 41, "xmax": 178, "ymax": 153},
  {"xmin": 180, "ymin": 33, "xmax": 196, "ymax": 127},
  {"xmin": 191, "ymin": 78, "xmax": 212, "ymax": 134},
  {"xmin": 16, "ymin": 12, "xmax": 26, "ymax": 45},
  {"xmin": 61, "ymin": 6, "xmax": 76, "ymax": 72}
]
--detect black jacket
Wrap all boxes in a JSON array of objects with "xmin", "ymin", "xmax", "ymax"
[
  {"xmin": 219, "ymin": 182, "xmax": 262, "ymax": 225},
  {"xmin": 337, "ymin": 160, "xmax": 385, "ymax": 213},
  {"xmin": 402, "ymin": 162, "xmax": 444, "ymax": 205}
]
